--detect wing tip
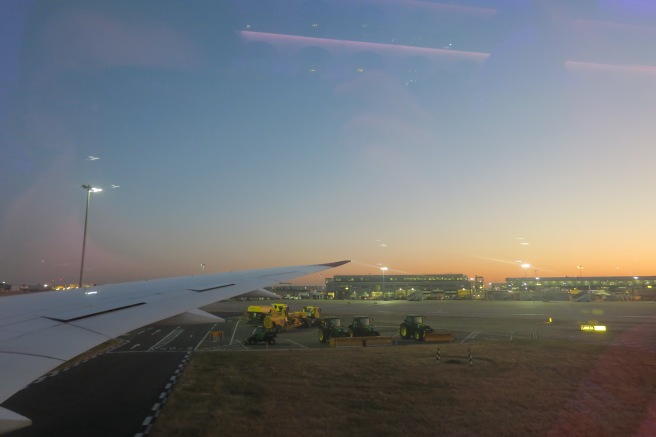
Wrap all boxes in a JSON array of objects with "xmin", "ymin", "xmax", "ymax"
[
  {"xmin": 0, "ymin": 407, "xmax": 32, "ymax": 433},
  {"xmin": 316, "ymin": 260, "xmax": 350, "ymax": 268}
]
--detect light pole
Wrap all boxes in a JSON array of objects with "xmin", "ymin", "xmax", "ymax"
[
  {"xmin": 79, "ymin": 184, "xmax": 102, "ymax": 288},
  {"xmin": 577, "ymin": 265, "xmax": 583, "ymax": 278},
  {"xmin": 521, "ymin": 263, "xmax": 531, "ymax": 278},
  {"xmin": 380, "ymin": 266, "xmax": 388, "ymax": 298}
]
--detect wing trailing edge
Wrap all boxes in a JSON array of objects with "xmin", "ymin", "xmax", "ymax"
[{"xmin": 0, "ymin": 407, "xmax": 31, "ymax": 434}]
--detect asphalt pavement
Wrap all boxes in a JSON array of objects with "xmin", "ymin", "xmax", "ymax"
[{"xmin": 4, "ymin": 299, "xmax": 654, "ymax": 436}]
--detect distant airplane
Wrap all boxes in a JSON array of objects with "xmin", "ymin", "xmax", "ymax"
[
  {"xmin": 109, "ymin": 184, "xmax": 120, "ymax": 189},
  {"xmin": 87, "ymin": 156, "xmax": 100, "ymax": 161},
  {"xmin": 0, "ymin": 260, "xmax": 349, "ymax": 433}
]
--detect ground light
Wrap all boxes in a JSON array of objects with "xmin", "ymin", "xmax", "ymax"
[{"xmin": 580, "ymin": 321, "xmax": 607, "ymax": 332}]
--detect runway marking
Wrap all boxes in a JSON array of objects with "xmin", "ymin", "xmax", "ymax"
[
  {"xmin": 136, "ymin": 352, "xmax": 192, "ymax": 435},
  {"xmin": 229, "ymin": 319, "xmax": 241, "ymax": 345},
  {"xmin": 194, "ymin": 323, "xmax": 216, "ymax": 351},
  {"xmin": 149, "ymin": 327, "xmax": 183, "ymax": 351},
  {"xmin": 235, "ymin": 340, "xmax": 249, "ymax": 350},
  {"xmin": 130, "ymin": 343, "xmax": 141, "ymax": 350},
  {"xmin": 285, "ymin": 339, "xmax": 308, "ymax": 349},
  {"xmin": 461, "ymin": 330, "xmax": 480, "ymax": 343}
]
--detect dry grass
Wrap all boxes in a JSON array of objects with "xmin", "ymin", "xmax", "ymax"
[{"xmin": 151, "ymin": 340, "xmax": 656, "ymax": 437}]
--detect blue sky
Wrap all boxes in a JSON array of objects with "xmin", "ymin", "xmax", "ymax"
[{"xmin": 2, "ymin": 0, "xmax": 656, "ymax": 286}]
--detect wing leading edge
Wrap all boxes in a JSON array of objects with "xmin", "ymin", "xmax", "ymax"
[{"xmin": 0, "ymin": 259, "xmax": 349, "ymax": 433}]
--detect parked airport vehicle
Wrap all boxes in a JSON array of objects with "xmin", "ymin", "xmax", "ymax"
[
  {"xmin": 246, "ymin": 305, "xmax": 275, "ymax": 322},
  {"xmin": 248, "ymin": 304, "xmax": 287, "ymax": 331},
  {"xmin": 290, "ymin": 305, "xmax": 322, "ymax": 327},
  {"xmin": 399, "ymin": 315, "xmax": 434, "ymax": 341},
  {"xmin": 318, "ymin": 317, "xmax": 349, "ymax": 343},
  {"xmin": 245, "ymin": 326, "xmax": 277, "ymax": 345},
  {"xmin": 347, "ymin": 316, "xmax": 380, "ymax": 337},
  {"xmin": 267, "ymin": 303, "xmax": 323, "ymax": 328}
]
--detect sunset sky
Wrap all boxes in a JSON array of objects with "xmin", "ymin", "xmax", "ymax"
[{"xmin": 2, "ymin": 0, "xmax": 655, "ymax": 286}]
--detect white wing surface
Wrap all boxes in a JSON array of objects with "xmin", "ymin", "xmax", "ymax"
[{"xmin": 0, "ymin": 260, "xmax": 349, "ymax": 432}]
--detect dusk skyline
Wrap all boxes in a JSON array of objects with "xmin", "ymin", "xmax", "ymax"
[{"xmin": 2, "ymin": 1, "xmax": 655, "ymax": 286}]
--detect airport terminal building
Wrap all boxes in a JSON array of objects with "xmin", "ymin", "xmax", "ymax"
[
  {"xmin": 323, "ymin": 273, "xmax": 656, "ymax": 301},
  {"xmin": 505, "ymin": 275, "xmax": 656, "ymax": 301},
  {"xmin": 325, "ymin": 274, "xmax": 484, "ymax": 300}
]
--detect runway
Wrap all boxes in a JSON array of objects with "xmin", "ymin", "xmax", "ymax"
[{"xmin": 4, "ymin": 300, "xmax": 655, "ymax": 436}]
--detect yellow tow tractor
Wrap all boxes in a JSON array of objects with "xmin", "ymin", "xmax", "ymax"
[
  {"xmin": 246, "ymin": 305, "xmax": 287, "ymax": 331},
  {"xmin": 286, "ymin": 305, "xmax": 322, "ymax": 328},
  {"xmin": 269, "ymin": 303, "xmax": 322, "ymax": 328}
]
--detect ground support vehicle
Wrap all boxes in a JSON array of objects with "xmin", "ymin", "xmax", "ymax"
[
  {"xmin": 288, "ymin": 305, "xmax": 322, "ymax": 328},
  {"xmin": 272, "ymin": 304, "xmax": 323, "ymax": 328},
  {"xmin": 318, "ymin": 317, "xmax": 349, "ymax": 343},
  {"xmin": 272, "ymin": 303, "xmax": 290, "ymax": 317},
  {"xmin": 246, "ymin": 305, "xmax": 274, "ymax": 323},
  {"xmin": 247, "ymin": 304, "xmax": 287, "ymax": 331},
  {"xmin": 399, "ymin": 315, "xmax": 434, "ymax": 341},
  {"xmin": 347, "ymin": 316, "xmax": 380, "ymax": 337},
  {"xmin": 245, "ymin": 326, "xmax": 277, "ymax": 345},
  {"xmin": 263, "ymin": 314, "xmax": 285, "ymax": 332}
]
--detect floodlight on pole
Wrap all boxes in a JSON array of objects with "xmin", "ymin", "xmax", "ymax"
[
  {"xmin": 79, "ymin": 184, "xmax": 102, "ymax": 288},
  {"xmin": 380, "ymin": 266, "xmax": 388, "ymax": 297},
  {"xmin": 520, "ymin": 263, "xmax": 531, "ymax": 278}
]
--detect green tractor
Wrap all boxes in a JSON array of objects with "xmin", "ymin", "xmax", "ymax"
[
  {"xmin": 245, "ymin": 326, "xmax": 277, "ymax": 345},
  {"xmin": 347, "ymin": 316, "xmax": 380, "ymax": 337},
  {"xmin": 399, "ymin": 315, "xmax": 434, "ymax": 341},
  {"xmin": 318, "ymin": 317, "xmax": 349, "ymax": 343}
]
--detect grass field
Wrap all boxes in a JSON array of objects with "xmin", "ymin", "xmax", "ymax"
[{"xmin": 151, "ymin": 340, "xmax": 656, "ymax": 436}]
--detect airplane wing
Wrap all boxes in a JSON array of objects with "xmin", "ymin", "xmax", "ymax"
[{"xmin": 0, "ymin": 260, "xmax": 349, "ymax": 433}]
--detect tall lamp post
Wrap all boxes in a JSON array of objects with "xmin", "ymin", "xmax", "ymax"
[
  {"xmin": 79, "ymin": 184, "xmax": 102, "ymax": 288},
  {"xmin": 521, "ymin": 263, "xmax": 531, "ymax": 278},
  {"xmin": 380, "ymin": 266, "xmax": 388, "ymax": 298}
]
